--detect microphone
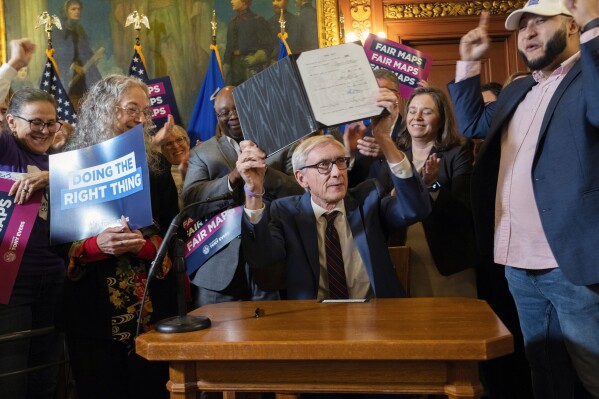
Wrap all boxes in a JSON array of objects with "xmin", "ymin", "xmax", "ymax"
[{"xmin": 135, "ymin": 191, "xmax": 232, "ymax": 337}]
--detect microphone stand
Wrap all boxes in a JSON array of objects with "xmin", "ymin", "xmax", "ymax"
[
  {"xmin": 155, "ymin": 238, "xmax": 210, "ymax": 333},
  {"xmin": 135, "ymin": 192, "xmax": 231, "ymax": 336}
]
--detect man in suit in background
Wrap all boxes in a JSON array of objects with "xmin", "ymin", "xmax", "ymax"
[
  {"xmin": 182, "ymin": 86, "xmax": 302, "ymax": 307},
  {"xmin": 448, "ymin": 0, "xmax": 599, "ymax": 396},
  {"xmin": 238, "ymin": 89, "xmax": 430, "ymax": 300}
]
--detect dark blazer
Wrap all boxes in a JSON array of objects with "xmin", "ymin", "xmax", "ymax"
[
  {"xmin": 182, "ymin": 134, "xmax": 303, "ymax": 292},
  {"xmin": 403, "ymin": 143, "xmax": 477, "ymax": 276},
  {"xmin": 447, "ymin": 36, "xmax": 599, "ymax": 286},
  {"xmin": 242, "ymin": 172, "xmax": 431, "ymax": 299}
]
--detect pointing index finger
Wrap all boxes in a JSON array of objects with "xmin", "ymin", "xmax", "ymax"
[{"xmin": 479, "ymin": 11, "xmax": 490, "ymax": 30}]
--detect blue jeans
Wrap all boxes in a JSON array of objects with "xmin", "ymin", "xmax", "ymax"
[
  {"xmin": 0, "ymin": 270, "xmax": 65, "ymax": 399},
  {"xmin": 505, "ymin": 266, "xmax": 599, "ymax": 399}
]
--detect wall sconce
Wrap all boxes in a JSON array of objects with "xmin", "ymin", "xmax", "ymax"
[{"xmin": 340, "ymin": 2, "xmax": 385, "ymax": 43}]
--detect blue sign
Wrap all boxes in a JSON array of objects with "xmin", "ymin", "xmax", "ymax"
[{"xmin": 49, "ymin": 125, "xmax": 153, "ymax": 245}]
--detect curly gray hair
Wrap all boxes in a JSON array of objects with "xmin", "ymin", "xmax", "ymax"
[{"xmin": 66, "ymin": 74, "xmax": 161, "ymax": 172}]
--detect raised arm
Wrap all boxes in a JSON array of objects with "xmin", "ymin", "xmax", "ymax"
[{"xmin": 447, "ymin": 12, "xmax": 496, "ymax": 139}]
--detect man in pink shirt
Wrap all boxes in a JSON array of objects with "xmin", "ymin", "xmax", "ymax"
[{"xmin": 448, "ymin": 0, "xmax": 599, "ymax": 397}]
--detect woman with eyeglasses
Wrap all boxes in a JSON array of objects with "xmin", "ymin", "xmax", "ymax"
[
  {"xmin": 61, "ymin": 75, "xmax": 178, "ymax": 399},
  {"xmin": 395, "ymin": 86, "xmax": 478, "ymax": 298},
  {"xmin": 0, "ymin": 88, "xmax": 65, "ymax": 399},
  {"xmin": 151, "ymin": 117, "xmax": 192, "ymax": 209}
]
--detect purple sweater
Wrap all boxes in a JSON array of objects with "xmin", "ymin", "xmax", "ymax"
[{"xmin": 0, "ymin": 133, "xmax": 64, "ymax": 275}]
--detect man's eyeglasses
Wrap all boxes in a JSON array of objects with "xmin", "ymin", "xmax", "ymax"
[
  {"xmin": 13, "ymin": 115, "xmax": 63, "ymax": 133},
  {"xmin": 117, "ymin": 106, "xmax": 149, "ymax": 118},
  {"xmin": 300, "ymin": 157, "xmax": 350, "ymax": 174},
  {"xmin": 161, "ymin": 136, "xmax": 186, "ymax": 151},
  {"xmin": 217, "ymin": 109, "xmax": 238, "ymax": 119}
]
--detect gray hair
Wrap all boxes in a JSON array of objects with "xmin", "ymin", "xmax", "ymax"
[
  {"xmin": 66, "ymin": 75, "xmax": 160, "ymax": 171},
  {"xmin": 292, "ymin": 134, "xmax": 344, "ymax": 172},
  {"xmin": 7, "ymin": 87, "xmax": 56, "ymax": 115}
]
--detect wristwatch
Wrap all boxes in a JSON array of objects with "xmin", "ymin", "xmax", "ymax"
[
  {"xmin": 428, "ymin": 181, "xmax": 442, "ymax": 192},
  {"xmin": 582, "ymin": 18, "xmax": 599, "ymax": 34}
]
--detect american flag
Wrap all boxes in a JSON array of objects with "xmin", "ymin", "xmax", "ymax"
[
  {"xmin": 40, "ymin": 56, "xmax": 77, "ymax": 125},
  {"xmin": 128, "ymin": 46, "xmax": 150, "ymax": 83}
]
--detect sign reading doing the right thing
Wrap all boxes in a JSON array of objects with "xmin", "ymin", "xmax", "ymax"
[{"xmin": 49, "ymin": 125, "xmax": 153, "ymax": 245}]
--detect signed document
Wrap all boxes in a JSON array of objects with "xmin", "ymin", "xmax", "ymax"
[
  {"xmin": 233, "ymin": 42, "xmax": 383, "ymax": 156},
  {"xmin": 297, "ymin": 43, "xmax": 381, "ymax": 127}
]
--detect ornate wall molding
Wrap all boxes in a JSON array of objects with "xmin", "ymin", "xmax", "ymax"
[
  {"xmin": 350, "ymin": 0, "xmax": 372, "ymax": 38},
  {"xmin": 384, "ymin": 0, "xmax": 527, "ymax": 19},
  {"xmin": 319, "ymin": 0, "xmax": 341, "ymax": 47}
]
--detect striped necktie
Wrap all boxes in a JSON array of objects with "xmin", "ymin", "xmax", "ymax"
[{"xmin": 323, "ymin": 211, "xmax": 349, "ymax": 299}]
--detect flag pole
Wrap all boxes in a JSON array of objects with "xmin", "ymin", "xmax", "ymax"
[
  {"xmin": 35, "ymin": 11, "xmax": 78, "ymax": 124},
  {"xmin": 187, "ymin": 9, "xmax": 225, "ymax": 144},
  {"xmin": 278, "ymin": 9, "xmax": 291, "ymax": 55},
  {"xmin": 35, "ymin": 11, "xmax": 62, "ymax": 77},
  {"xmin": 125, "ymin": 10, "xmax": 150, "ymax": 76},
  {"xmin": 210, "ymin": 10, "xmax": 223, "ymax": 74}
]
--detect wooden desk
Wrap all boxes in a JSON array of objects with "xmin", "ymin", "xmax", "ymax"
[{"xmin": 136, "ymin": 298, "xmax": 513, "ymax": 399}]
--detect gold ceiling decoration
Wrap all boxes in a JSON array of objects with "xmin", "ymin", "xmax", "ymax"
[{"xmin": 384, "ymin": 0, "xmax": 527, "ymax": 19}]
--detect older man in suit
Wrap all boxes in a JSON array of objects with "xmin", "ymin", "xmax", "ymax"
[
  {"xmin": 182, "ymin": 86, "xmax": 303, "ymax": 307},
  {"xmin": 448, "ymin": 0, "xmax": 599, "ymax": 396},
  {"xmin": 237, "ymin": 89, "xmax": 430, "ymax": 300}
]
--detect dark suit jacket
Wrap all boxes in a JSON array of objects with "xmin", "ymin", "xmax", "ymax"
[
  {"xmin": 242, "ymin": 172, "xmax": 431, "ymax": 299},
  {"xmin": 182, "ymin": 134, "xmax": 303, "ymax": 292},
  {"xmin": 405, "ymin": 143, "xmax": 478, "ymax": 276},
  {"xmin": 447, "ymin": 36, "xmax": 599, "ymax": 286}
]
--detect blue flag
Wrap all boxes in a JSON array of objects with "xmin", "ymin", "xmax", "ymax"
[
  {"xmin": 278, "ymin": 37, "xmax": 291, "ymax": 60},
  {"xmin": 187, "ymin": 45, "xmax": 224, "ymax": 144},
  {"xmin": 128, "ymin": 45, "xmax": 150, "ymax": 83},
  {"xmin": 40, "ymin": 49, "xmax": 77, "ymax": 125}
]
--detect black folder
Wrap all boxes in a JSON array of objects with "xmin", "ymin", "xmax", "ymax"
[{"xmin": 233, "ymin": 42, "xmax": 383, "ymax": 156}]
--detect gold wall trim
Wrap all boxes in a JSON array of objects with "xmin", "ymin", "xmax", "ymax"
[
  {"xmin": 350, "ymin": 0, "xmax": 372, "ymax": 38},
  {"xmin": 0, "ymin": 0, "xmax": 5, "ymax": 63},
  {"xmin": 384, "ymin": 1, "xmax": 527, "ymax": 19},
  {"xmin": 319, "ymin": 0, "xmax": 341, "ymax": 47}
]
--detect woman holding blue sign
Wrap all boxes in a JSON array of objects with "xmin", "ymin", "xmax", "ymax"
[
  {"xmin": 0, "ymin": 88, "xmax": 65, "ymax": 399},
  {"xmin": 62, "ymin": 75, "xmax": 178, "ymax": 399}
]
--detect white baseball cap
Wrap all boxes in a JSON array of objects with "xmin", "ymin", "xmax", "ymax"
[{"xmin": 505, "ymin": 0, "xmax": 572, "ymax": 31}]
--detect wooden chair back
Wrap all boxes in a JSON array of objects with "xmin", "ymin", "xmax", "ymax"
[{"xmin": 388, "ymin": 246, "xmax": 410, "ymax": 296}]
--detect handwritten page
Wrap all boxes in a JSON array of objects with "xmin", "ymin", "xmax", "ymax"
[{"xmin": 296, "ymin": 42, "xmax": 382, "ymax": 126}]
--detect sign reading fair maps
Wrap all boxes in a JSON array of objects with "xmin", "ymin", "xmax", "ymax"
[
  {"xmin": 184, "ymin": 206, "xmax": 242, "ymax": 275},
  {"xmin": 148, "ymin": 76, "xmax": 182, "ymax": 131},
  {"xmin": 49, "ymin": 125, "xmax": 153, "ymax": 245},
  {"xmin": 0, "ymin": 177, "xmax": 42, "ymax": 304},
  {"xmin": 363, "ymin": 34, "xmax": 432, "ymax": 99}
]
